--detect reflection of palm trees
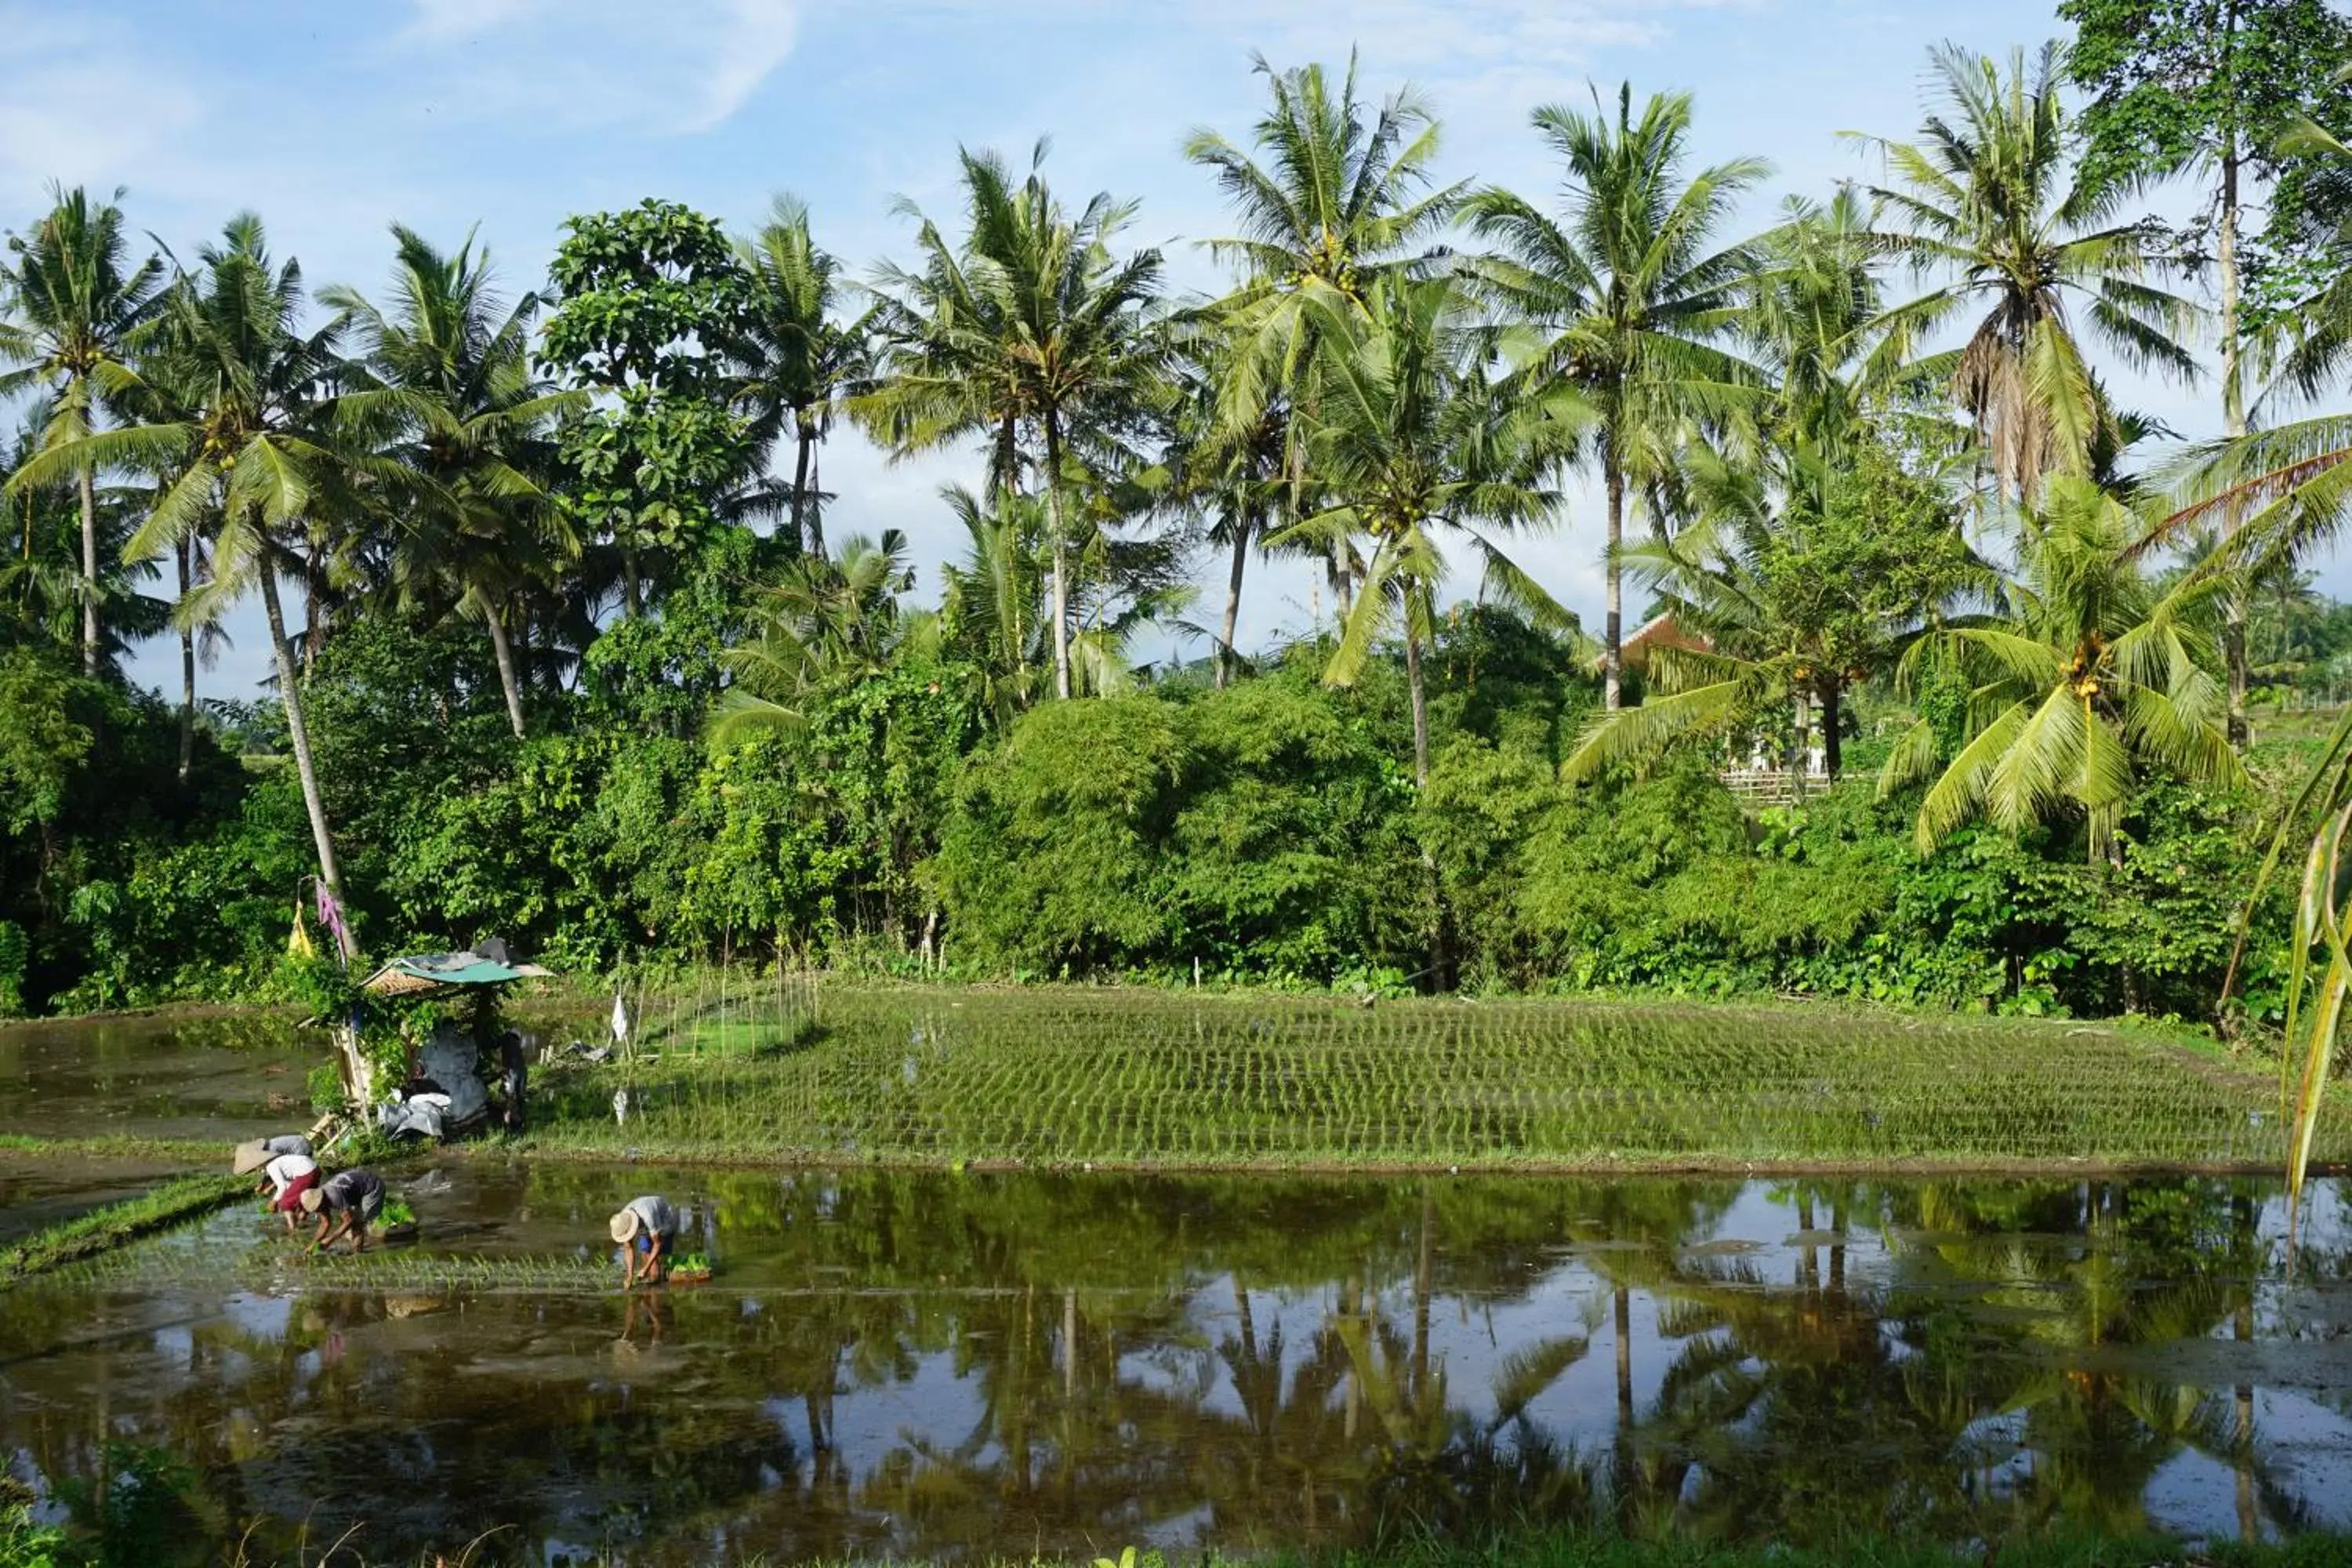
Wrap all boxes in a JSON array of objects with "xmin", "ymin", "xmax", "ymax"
[
  {"xmin": 1826, "ymin": 1179, "xmax": 2279, "ymax": 1541},
  {"xmin": 0, "ymin": 1169, "xmax": 2325, "ymax": 1562},
  {"xmin": 1576, "ymin": 1177, "xmax": 2292, "ymax": 1546},
  {"xmin": 1210, "ymin": 1276, "xmax": 1374, "ymax": 1541}
]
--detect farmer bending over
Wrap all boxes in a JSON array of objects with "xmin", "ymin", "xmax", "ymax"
[
  {"xmin": 610, "ymin": 1195, "xmax": 681, "ymax": 1287},
  {"xmin": 256, "ymin": 1149, "xmax": 320, "ymax": 1233},
  {"xmin": 301, "ymin": 1169, "xmax": 386, "ymax": 1252},
  {"xmin": 232, "ymin": 1134, "xmax": 312, "ymax": 1185}
]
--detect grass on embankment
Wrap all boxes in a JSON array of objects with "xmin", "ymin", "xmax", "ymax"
[
  {"xmin": 48, "ymin": 1531, "xmax": 2343, "ymax": 1568},
  {"xmin": 0, "ymin": 1132, "xmax": 240, "ymax": 1165},
  {"xmin": 505, "ymin": 984, "xmax": 2336, "ymax": 1174},
  {"xmin": 1, "ymin": 1174, "xmax": 244, "ymax": 1287},
  {"xmin": 1067, "ymin": 1537, "xmax": 2352, "ymax": 1568}
]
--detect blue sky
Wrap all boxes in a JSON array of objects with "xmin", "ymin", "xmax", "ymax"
[{"xmin": 1, "ymin": 0, "xmax": 2256, "ymax": 700}]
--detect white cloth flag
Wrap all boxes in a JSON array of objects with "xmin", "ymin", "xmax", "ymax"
[{"xmin": 611, "ymin": 992, "xmax": 630, "ymax": 1046}]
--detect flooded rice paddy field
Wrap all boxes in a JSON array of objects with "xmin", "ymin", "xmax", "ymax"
[
  {"xmin": 0, "ymin": 1008, "xmax": 317, "ymax": 1239},
  {"xmin": 5, "ymin": 1003, "xmax": 2352, "ymax": 1563},
  {"xmin": 0, "ymin": 1151, "xmax": 202, "ymax": 1244},
  {"xmin": 5, "ymin": 1161, "xmax": 2352, "ymax": 1563},
  {"xmin": 0, "ymin": 1007, "xmax": 310, "ymax": 1142}
]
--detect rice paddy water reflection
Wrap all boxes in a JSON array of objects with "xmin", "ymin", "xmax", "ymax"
[{"xmin": 2, "ymin": 1161, "xmax": 2351, "ymax": 1563}]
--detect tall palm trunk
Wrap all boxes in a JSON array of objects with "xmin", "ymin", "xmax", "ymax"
[
  {"xmin": 791, "ymin": 421, "xmax": 820, "ymax": 559},
  {"xmin": 1792, "ymin": 688, "xmax": 1813, "ymax": 797},
  {"xmin": 258, "ymin": 560, "xmax": 353, "ymax": 960},
  {"xmin": 1403, "ymin": 607, "xmax": 1431, "ymax": 788},
  {"xmin": 77, "ymin": 464, "xmax": 100, "ymax": 676},
  {"xmin": 1604, "ymin": 461, "xmax": 1625, "ymax": 710},
  {"xmin": 2219, "ymin": 118, "xmax": 2251, "ymax": 749},
  {"xmin": 808, "ymin": 445, "xmax": 826, "ymax": 560},
  {"xmin": 302, "ymin": 552, "xmax": 327, "ymax": 679},
  {"xmin": 1044, "ymin": 416, "xmax": 1073, "ymax": 700},
  {"xmin": 484, "ymin": 600, "xmax": 527, "ymax": 739},
  {"xmin": 1217, "ymin": 510, "xmax": 1252, "ymax": 691},
  {"xmin": 1406, "ymin": 595, "xmax": 1454, "ymax": 985},
  {"xmin": 176, "ymin": 535, "xmax": 195, "ymax": 784},
  {"xmin": 1820, "ymin": 679, "xmax": 1842, "ymax": 782}
]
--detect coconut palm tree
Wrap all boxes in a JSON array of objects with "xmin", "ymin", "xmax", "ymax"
[
  {"xmin": 1560, "ymin": 440, "xmax": 1980, "ymax": 789},
  {"xmin": 1854, "ymin": 42, "xmax": 2200, "ymax": 509},
  {"xmin": 734, "ymin": 195, "xmax": 873, "ymax": 560},
  {"xmin": 1282, "ymin": 274, "xmax": 1581, "ymax": 787},
  {"xmin": 0, "ymin": 398, "xmax": 168, "ymax": 660},
  {"xmin": 1464, "ymin": 85, "xmax": 1770, "ymax": 712},
  {"xmin": 2258, "ymin": 95, "xmax": 2352, "ymax": 402},
  {"xmin": 2143, "ymin": 104, "xmax": 2352, "ymax": 743},
  {"xmin": 863, "ymin": 145, "xmax": 1169, "ymax": 699},
  {"xmin": 1748, "ymin": 188, "xmax": 1885, "ymax": 485},
  {"xmin": 1563, "ymin": 201, "xmax": 1978, "ymax": 789},
  {"xmin": 16, "ymin": 216, "xmax": 373, "ymax": 951},
  {"xmin": 0, "ymin": 185, "xmax": 166, "ymax": 673},
  {"xmin": 711, "ymin": 528, "xmax": 930, "ymax": 745},
  {"xmin": 1160, "ymin": 330, "xmax": 1287, "ymax": 689},
  {"xmin": 321, "ymin": 224, "xmax": 579, "ymax": 739},
  {"xmin": 1185, "ymin": 53, "xmax": 1465, "ymax": 619},
  {"xmin": 1878, "ymin": 475, "xmax": 2241, "ymax": 862},
  {"xmin": 936, "ymin": 483, "xmax": 1048, "ymax": 719},
  {"xmin": 935, "ymin": 477, "xmax": 1180, "ymax": 717}
]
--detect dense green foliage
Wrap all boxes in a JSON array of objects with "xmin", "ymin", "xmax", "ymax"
[{"xmin": 6, "ymin": 9, "xmax": 2352, "ymax": 1029}]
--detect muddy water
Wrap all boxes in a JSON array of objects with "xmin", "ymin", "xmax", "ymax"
[
  {"xmin": 0, "ymin": 1008, "xmax": 312, "ymax": 1142},
  {"xmin": 2, "ymin": 1164, "xmax": 2350, "ymax": 1565},
  {"xmin": 0, "ymin": 1152, "xmax": 198, "ymax": 1243},
  {"xmin": 0, "ymin": 1009, "xmax": 318, "ymax": 1240}
]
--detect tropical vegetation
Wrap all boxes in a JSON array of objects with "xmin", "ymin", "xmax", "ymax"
[{"xmin": 9, "ymin": 10, "xmax": 2352, "ymax": 1048}]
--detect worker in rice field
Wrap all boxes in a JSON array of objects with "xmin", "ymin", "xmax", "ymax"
[
  {"xmin": 497, "ymin": 1029, "xmax": 528, "ymax": 1133},
  {"xmin": 300, "ymin": 1168, "xmax": 387, "ymax": 1252},
  {"xmin": 609, "ymin": 1194, "xmax": 681, "ymax": 1287},
  {"xmin": 233, "ymin": 1134, "xmax": 313, "ymax": 1188},
  {"xmin": 255, "ymin": 1145, "xmax": 321, "ymax": 1232}
]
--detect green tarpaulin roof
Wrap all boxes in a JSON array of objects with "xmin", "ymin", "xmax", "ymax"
[{"xmin": 361, "ymin": 949, "xmax": 551, "ymax": 996}]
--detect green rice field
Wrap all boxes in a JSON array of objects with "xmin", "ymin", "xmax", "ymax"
[{"xmin": 524, "ymin": 985, "xmax": 2328, "ymax": 1171}]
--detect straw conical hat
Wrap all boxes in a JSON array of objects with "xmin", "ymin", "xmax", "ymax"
[
  {"xmin": 299, "ymin": 1186, "xmax": 326, "ymax": 1214},
  {"xmin": 609, "ymin": 1208, "xmax": 641, "ymax": 1245},
  {"xmin": 231, "ymin": 1141, "xmax": 269, "ymax": 1175}
]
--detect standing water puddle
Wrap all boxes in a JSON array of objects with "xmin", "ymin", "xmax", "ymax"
[
  {"xmin": 0, "ymin": 1008, "xmax": 318, "ymax": 1240},
  {"xmin": 3, "ymin": 1161, "xmax": 2352, "ymax": 1563},
  {"xmin": 0, "ymin": 1008, "xmax": 311, "ymax": 1142}
]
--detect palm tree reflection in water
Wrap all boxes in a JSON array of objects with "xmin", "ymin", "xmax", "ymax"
[{"xmin": 0, "ymin": 1170, "xmax": 2331, "ymax": 1563}]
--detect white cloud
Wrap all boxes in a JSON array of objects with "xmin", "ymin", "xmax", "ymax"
[
  {"xmin": 0, "ymin": 8, "xmax": 202, "ymax": 198},
  {"xmin": 1202, "ymin": 0, "xmax": 1752, "ymax": 70},
  {"xmin": 692, "ymin": 0, "xmax": 803, "ymax": 132},
  {"xmin": 398, "ymin": 0, "xmax": 802, "ymax": 135},
  {"xmin": 402, "ymin": 0, "xmax": 551, "ymax": 42}
]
